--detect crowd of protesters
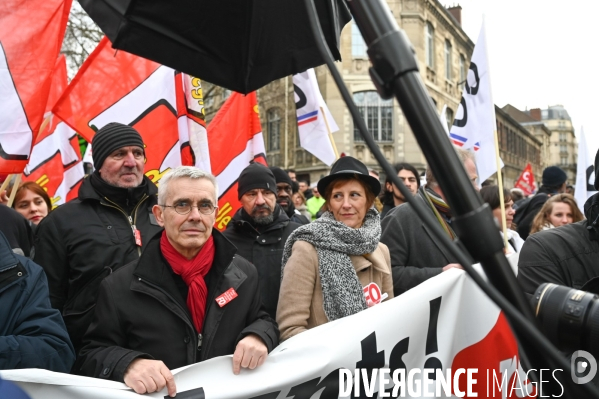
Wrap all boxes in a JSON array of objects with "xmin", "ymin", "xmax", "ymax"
[{"xmin": 2, "ymin": 121, "xmax": 599, "ymax": 397}]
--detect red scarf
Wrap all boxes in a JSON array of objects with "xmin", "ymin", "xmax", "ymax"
[{"xmin": 160, "ymin": 231, "xmax": 215, "ymax": 333}]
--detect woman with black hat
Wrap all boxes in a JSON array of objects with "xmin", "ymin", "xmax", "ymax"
[{"xmin": 276, "ymin": 156, "xmax": 393, "ymax": 342}]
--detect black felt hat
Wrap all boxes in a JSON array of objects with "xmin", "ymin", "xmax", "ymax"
[{"xmin": 317, "ymin": 156, "xmax": 381, "ymax": 197}]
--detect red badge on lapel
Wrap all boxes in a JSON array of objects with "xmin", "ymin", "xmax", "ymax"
[{"xmin": 215, "ymin": 288, "xmax": 238, "ymax": 307}]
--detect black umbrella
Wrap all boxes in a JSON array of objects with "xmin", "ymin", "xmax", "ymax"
[{"xmin": 79, "ymin": 0, "xmax": 351, "ymax": 94}]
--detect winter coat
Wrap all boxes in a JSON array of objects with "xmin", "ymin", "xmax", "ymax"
[
  {"xmin": 295, "ymin": 204, "xmax": 312, "ymax": 221},
  {"xmin": 76, "ymin": 230, "xmax": 279, "ymax": 381},
  {"xmin": 0, "ymin": 204, "xmax": 33, "ymax": 257},
  {"xmin": 222, "ymin": 206, "xmax": 301, "ymax": 319},
  {"xmin": 285, "ymin": 204, "xmax": 310, "ymax": 225},
  {"xmin": 306, "ymin": 196, "xmax": 325, "ymax": 220},
  {"xmin": 380, "ymin": 199, "xmax": 460, "ymax": 296},
  {"xmin": 33, "ymin": 175, "xmax": 162, "ymax": 355},
  {"xmin": 502, "ymin": 229, "xmax": 525, "ymax": 255},
  {"xmin": 515, "ymin": 192, "xmax": 549, "ymax": 240},
  {"xmin": 277, "ymin": 241, "xmax": 393, "ymax": 341},
  {"xmin": 0, "ymin": 231, "xmax": 75, "ymax": 372},
  {"xmin": 517, "ymin": 219, "xmax": 599, "ymax": 300}
]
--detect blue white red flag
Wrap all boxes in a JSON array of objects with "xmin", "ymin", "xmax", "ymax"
[{"xmin": 293, "ymin": 68, "xmax": 338, "ymax": 166}]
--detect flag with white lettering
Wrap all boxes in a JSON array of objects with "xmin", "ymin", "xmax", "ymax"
[
  {"xmin": 514, "ymin": 163, "xmax": 536, "ymax": 197},
  {"xmin": 22, "ymin": 55, "xmax": 85, "ymax": 207},
  {"xmin": 293, "ymin": 68, "xmax": 338, "ymax": 166},
  {"xmin": 206, "ymin": 92, "xmax": 267, "ymax": 231},
  {"xmin": 450, "ymin": 22, "xmax": 503, "ymax": 182},
  {"xmin": 0, "ymin": 0, "xmax": 72, "ymax": 173},
  {"xmin": 575, "ymin": 127, "xmax": 597, "ymax": 207},
  {"xmin": 53, "ymin": 37, "xmax": 200, "ymax": 185}
]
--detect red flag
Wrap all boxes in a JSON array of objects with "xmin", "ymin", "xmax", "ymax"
[
  {"xmin": 204, "ymin": 92, "xmax": 266, "ymax": 231},
  {"xmin": 53, "ymin": 37, "xmax": 197, "ymax": 184},
  {"xmin": 23, "ymin": 55, "xmax": 85, "ymax": 207},
  {"xmin": 0, "ymin": 0, "xmax": 72, "ymax": 173},
  {"xmin": 514, "ymin": 163, "xmax": 536, "ymax": 196}
]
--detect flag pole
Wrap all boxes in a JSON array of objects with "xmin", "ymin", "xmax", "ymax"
[
  {"xmin": 284, "ymin": 76, "xmax": 289, "ymax": 169},
  {"xmin": 0, "ymin": 174, "xmax": 12, "ymax": 195},
  {"xmin": 6, "ymin": 173, "xmax": 22, "ymax": 208},
  {"xmin": 320, "ymin": 106, "xmax": 339, "ymax": 159}
]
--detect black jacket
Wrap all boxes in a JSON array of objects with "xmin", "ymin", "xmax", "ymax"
[
  {"xmin": 0, "ymin": 204, "xmax": 33, "ymax": 257},
  {"xmin": 76, "ymin": 230, "xmax": 279, "ymax": 381},
  {"xmin": 0, "ymin": 231, "xmax": 75, "ymax": 372},
  {"xmin": 285, "ymin": 203, "xmax": 310, "ymax": 225},
  {"xmin": 515, "ymin": 192, "xmax": 550, "ymax": 240},
  {"xmin": 33, "ymin": 174, "xmax": 162, "ymax": 354},
  {"xmin": 222, "ymin": 205, "xmax": 301, "ymax": 319},
  {"xmin": 518, "ymin": 194, "xmax": 599, "ymax": 299}
]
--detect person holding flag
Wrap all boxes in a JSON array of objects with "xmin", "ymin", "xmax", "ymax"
[{"xmin": 34, "ymin": 123, "xmax": 163, "ymax": 356}]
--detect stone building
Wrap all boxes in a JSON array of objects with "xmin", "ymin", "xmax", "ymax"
[{"xmin": 203, "ymin": 0, "xmax": 474, "ymax": 185}]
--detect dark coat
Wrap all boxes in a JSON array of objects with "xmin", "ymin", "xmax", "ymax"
[
  {"xmin": 515, "ymin": 192, "xmax": 549, "ymax": 240},
  {"xmin": 517, "ymin": 219, "xmax": 599, "ymax": 299},
  {"xmin": 0, "ymin": 204, "xmax": 33, "ymax": 257},
  {"xmin": 33, "ymin": 175, "xmax": 162, "ymax": 354},
  {"xmin": 0, "ymin": 231, "xmax": 75, "ymax": 372},
  {"xmin": 380, "ymin": 197, "xmax": 458, "ymax": 296},
  {"xmin": 76, "ymin": 230, "xmax": 279, "ymax": 381},
  {"xmin": 222, "ymin": 206, "xmax": 301, "ymax": 319}
]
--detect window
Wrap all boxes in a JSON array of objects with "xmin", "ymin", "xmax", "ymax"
[
  {"xmin": 559, "ymin": 132, "xmax": 566, "ymax": 142},
  {"xmin": 561, "ymin": 156, "xmax": 568, "ymax": 165},
  {"xmin": 353, "ymin": 91, "xmax": 393, "ymax": 142},
  {"xmin": 445, "ymin": 107, "xmax": 454, "ymax": 130},
  {"xmin": 425, "ymin": 22, "xmax": 434, "ymax": 68},
  {"xmin": 267, "ymin": 108, "xmax": 281, "ymax": 151},
  {"xmin": 560, "ymin": 144, "xmax": 567, "ymax": 153},
  {"xmin": 459, "ymin": 54, "xmax": 466, "ymax": 86},
  {"xmin": 444, "ymin": 40, "xmax": 452, "ymax": 80},
  {"xmin": 352, "ymin": 21, "xmax": 367, "ymax": 58}
]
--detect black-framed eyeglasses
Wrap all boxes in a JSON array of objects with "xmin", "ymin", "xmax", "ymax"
[{"xmin": 161, "ymin": 202, "xmax": 217, "ymax": 215}]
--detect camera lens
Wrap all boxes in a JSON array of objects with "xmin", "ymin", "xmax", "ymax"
[{"xmin": 532, "ymin": 283, "xmax": 599, "ymax": 356}]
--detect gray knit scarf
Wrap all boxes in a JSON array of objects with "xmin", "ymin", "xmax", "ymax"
[{"xmin": 281, "ymin": 208, "xmax": 381, "ymax": 321}]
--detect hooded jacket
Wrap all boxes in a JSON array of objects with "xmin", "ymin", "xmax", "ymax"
[
  {"xmin": 33, "ymin": 173, "xmax": 162, "ymax": 355},
  {"xmin": 222, "ymin": 205, "xmax": 301, "ymax": 319},
  {"xmin": 76, "ymin": 230, "xmax": 278, "ymax": 381},
  {"xmin": 517, "ymin": 193, "xmax": 599, "ymax": 299},
  {"xmin": 0, "ymin": 231, "xmax": 75, "ymax": 372}
]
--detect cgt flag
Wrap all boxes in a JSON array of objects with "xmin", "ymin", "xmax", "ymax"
[
  {"xmin": 575, "ymin": 127, "xmax": 597, "ymax": 207},
  {"xmin": 0, "ymin": 0, "xmax": 72, "ymax": 173},
  {"xmin": 53, "ymin": 37, "xmax": 200, "ymax": 185},
  {"xmin": 23, "ymin": 55, "xmax": 85, "ymax": 208},
  {"xmin": 206, "ymin": 92, "xmax": 267, "ymax": 231},
  {"xmin": 514, "ymin": 163, "xmax": 536, "ymax": 197},
  {"xmin": 293, "ymin": 68, "xmax": 338, "ymax": 166},
  {"xmin": 450, "ymin": 21, "xmax": 503, "ymax": 183}
]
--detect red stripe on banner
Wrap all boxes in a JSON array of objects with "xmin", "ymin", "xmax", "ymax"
[
  {"xmin": 298, "ymin": 116, "xmax": 318, "ymax": 126},
  {"xmin": 451, "ymin": 140, "xmax": 464, "ymax": 147}
]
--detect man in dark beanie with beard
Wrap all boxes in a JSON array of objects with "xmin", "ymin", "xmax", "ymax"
[
  {"xmin": 269, "ymin": 166, "xmax": 310, "ymax": 225},
  {"xmin": 222, "ymin": 163, "xmax": 301, "ymax": 319},
  {"xmin": 34, "ymin": 122, "xmax": 162, "ymax": 358},
  {"xmin": 518, "ymin": 148, "xmax": 599, "ymax": 299}
]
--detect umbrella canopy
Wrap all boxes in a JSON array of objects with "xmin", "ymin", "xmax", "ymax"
[{"xmin": 79, "ymin": 0, "xmax": 351, "ymax": 94}]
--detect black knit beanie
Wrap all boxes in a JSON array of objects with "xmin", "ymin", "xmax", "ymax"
[
  {"xmin": 237, "ymin": 163, "xmax": 276, "ymax": 199},
  {"xmin": 92, "ymin": 123, "xmax": 145, "ymax": 169},
  {"xmin": 269, "ymin": 166, "xmax": 293, "ymax": 187},
  {"xmin": 541, "ymin": 166, "xmax": 567, "ymax": 187}
]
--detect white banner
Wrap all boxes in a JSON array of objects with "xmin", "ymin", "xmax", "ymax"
[
  {"xmin": 575, "ymin": 127, "xmax": 597, "ymax": 208},
  {"xmin": 3, "ymin": 260, "xmax": 547, "ymax": 399},
  {"xmin": 450, "ymin": 21, "xmax": 503, "ymax": 183}
]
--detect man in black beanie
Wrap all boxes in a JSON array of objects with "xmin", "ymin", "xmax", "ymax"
[
  {"xmin": 222, "ymin": 163, "xmax": 301, "ymax": 319},
  {"xmin": 269, "ymin": 166, "xmax": 310, "ymax": 225},
  {"xmin": 514, "ymin": 165, "xmax": 568, "ymax": 240},
  {"xmin": 34, "ymin": 122, "xmax": 162, "ymax": 358}
]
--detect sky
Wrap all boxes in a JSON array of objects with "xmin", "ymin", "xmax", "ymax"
[{"xmin": 454, "ymin": 0, "xmax": 599, "ymax": 158}]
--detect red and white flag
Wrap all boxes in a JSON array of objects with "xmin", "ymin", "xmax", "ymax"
[
  {"xmin": 23, "ymin": 55, "xmax": 85, "ymax": 207},
  {"xmin": 0, "ymin": 0, "xmax": 72, "ymax": 173},
  {"xmin": 514, "ymin": 163, "xmax": 536, "ymax": 196},
  {"xmin": 293, "ymin": 68, "xmax": 338, "ymax": 166},
  {"xmin": 53, "ymin": 37, "xmax": 200, "ymax": 184},
  {"xmin": 206, "ymin": 92, "xmax": 267, "ymax": 231}
]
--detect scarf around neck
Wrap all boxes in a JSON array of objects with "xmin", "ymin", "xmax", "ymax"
[
  {"xmin": 420, "ymin": 186, "xmax": 456, "ymax": 239},
  {"xmin": 281, "ymin": 208, "xmax": 381, "ymax": 321},
  {"xmin": 160, "ymin": 231, "xmax": 215, "ymax": 333}
]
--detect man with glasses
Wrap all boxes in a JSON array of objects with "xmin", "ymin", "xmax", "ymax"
[
  {"xmin": 269, "ymin": 166, "xmax": 309, "ymax": 225},
  {"xmin": 34, "ymin": 123, "xmax": 162, "ymax": 356},
  {"xmin": 222, "ymin": 163, "xmax": 301, "ymax": 319},
  {"xmin": 77, "ymin": 166, "xmax": 278, "ymax": 397}
]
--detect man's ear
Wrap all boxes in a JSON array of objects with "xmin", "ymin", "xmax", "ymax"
[{"xmin": 152, "ymin": 204, "xmax": 165, "ymax": 227}]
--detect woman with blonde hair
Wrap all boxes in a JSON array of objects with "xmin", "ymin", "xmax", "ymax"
[
  {"xmin": 529, "ymin": 193, "xmax": 584, "ymax": 235},
  {"xmin": 277, "ymin": 156, "xmax": 393, "ymax": 341}
]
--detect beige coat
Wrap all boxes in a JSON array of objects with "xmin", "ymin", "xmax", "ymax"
[{"xmin": 277, "ymin": 240, "xmax": 394, "ymax": 341}]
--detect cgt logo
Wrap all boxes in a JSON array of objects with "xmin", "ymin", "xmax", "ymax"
[{"xmin": 571, "ymin": 350, "xmax": 597, "ymax": 384}]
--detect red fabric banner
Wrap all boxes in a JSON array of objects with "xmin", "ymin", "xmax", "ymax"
[
  {"xmin": 23, "ymin": 55, "xmax": 84, "ymax": 207},
  {"xmin": 514, "ymin": 163, "xmax": 536, "ymax": 196},
  {"xmin": 0, "ymin": 0, "xmax": 72, "ymax": 173}
]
